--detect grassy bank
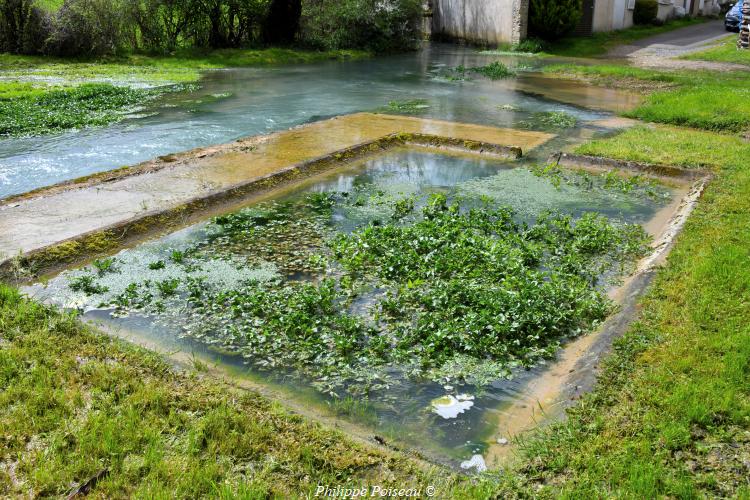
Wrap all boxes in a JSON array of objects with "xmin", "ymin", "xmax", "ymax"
[
  {"xmin": 0, "ymin": 48, "xmax": 367, "ymax": 136},
  {"xmin": 495, "ymin": 125, "xmax": 750, "ymax": 497},
  {"xmin": 683, "ymin": 34, "xmax": 750, "ymax": 66},
  {"xmin": 0, "ymin": 284, "xmax": 459, "ymax": 497},
  {"xmin": 4, "ymin": 126, "xmax": 749, "ymax": 497},
  {"xmin": 545, "ymin": 63, "xmax": 750, "ymax": 133}
]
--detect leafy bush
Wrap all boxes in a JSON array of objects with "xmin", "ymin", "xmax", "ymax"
[
  {"xmin": 0, "ymin": 0, "xmax": 50, "ymax": 54},
  {"xmin": 633, "ymin": 0, "xmax": 658, "ymax": 25},
  {"xmin": 45, "ymin": 0, "xmax": 131, "ymax": 56},
  {"xmin": 300, "ymin": 0, "xmax": 422, "ymax": 52},
  {"xmin": 528, "ymin": 0, "xmax": 582, "ymax": 41}
]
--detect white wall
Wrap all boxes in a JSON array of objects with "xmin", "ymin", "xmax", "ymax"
[
  {"xmin": 593, "ymin": 0, "xmax": 634, "ymax": 32},
  {"xmin": 432, "ymin": 0, "xmax": 528, "ymax": 44}
]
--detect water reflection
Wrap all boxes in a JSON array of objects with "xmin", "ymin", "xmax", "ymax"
[{"xmin": 0, "ymin": 44, "xmax": 617, "ymax": 198}]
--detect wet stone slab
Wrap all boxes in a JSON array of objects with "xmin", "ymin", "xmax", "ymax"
[{"xmin": 0, "ymin": 113, "xmax": 553, "ymax": 266}]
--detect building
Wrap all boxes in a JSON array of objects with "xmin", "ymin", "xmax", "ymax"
[
  {"xmin": 429, "ymin": 0, "xmax": 714, "ymax": 45},
  {"xmin": 431, "ymin": 0, "xmax": 635, "ymax": 44},
  {"xmin": 576, "ymin": 0, "xmax": 636, "ymax": 35},
  {"xmin": 656, "ymin": 0, "xmax": 721, "ymax": 20}
]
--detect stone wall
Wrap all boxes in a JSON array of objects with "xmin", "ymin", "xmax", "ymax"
[{"xmin": 431, "ymin": 0, "xmax": 529, "ymax": 45}]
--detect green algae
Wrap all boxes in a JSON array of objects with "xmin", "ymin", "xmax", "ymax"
[{"xmin": 54, "ymin": 193, "xmax": 651, "ymax": 397}]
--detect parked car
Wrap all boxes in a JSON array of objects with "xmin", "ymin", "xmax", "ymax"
[{"xmin": 726, "ymin": 1, "xmax": 743, "ymax": 31}]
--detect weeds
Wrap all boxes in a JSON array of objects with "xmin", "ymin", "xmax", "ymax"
[
  {"xmin": 470, "ymin": 61, "xmax": 516, "ymax": 80},
  {"xmin": 382, "ymin": 99, "xmax": 431, "ymax": 113},
  {"xmin": 66, "ymin": 194, "xmax": 650, "ymax": 397},
  {"xmin": 0, "ymin": 84, "xmax": 161, "ymax": 136}
]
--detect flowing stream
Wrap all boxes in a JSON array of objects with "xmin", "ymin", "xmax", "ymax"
[{"xmin": 0, "ymin": 44, "xmax": 629, "ymax": 198}]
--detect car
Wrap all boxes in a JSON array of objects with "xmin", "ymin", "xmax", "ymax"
[{"xmin": 726, "ymin": 1, "xmax": 743, "ymax": 31}]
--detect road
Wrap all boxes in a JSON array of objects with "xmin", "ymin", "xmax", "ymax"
[{"xmin": 608, "ymin": 19, "xmax": 745, "ymax": 71}]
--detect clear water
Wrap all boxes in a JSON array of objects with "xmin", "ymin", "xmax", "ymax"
[
  {"xmin": 0, "ymin": 44, "xmax": 610, "ymax": 198},
  {"xmin": 28, "ymin": 149, "xmax": 673, "ymax": 465}
]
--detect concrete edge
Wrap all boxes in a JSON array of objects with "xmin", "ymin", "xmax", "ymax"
[
  {"xmin": 0, "ymin": 133, "xmax": 520, "ymax": 281},
  {"xmin": 560, "ymin": 174, "xmax": 710, "ymax": 406},
  {"xmin": 550, "ymin": 152, "xmax": 710, "ymax": 181}
]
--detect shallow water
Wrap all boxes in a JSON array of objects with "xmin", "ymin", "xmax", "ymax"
[
  {"xmin": 28, "ymin": 149, "xmax": 674, "ymax": 466},
  {"xmin": 0, "ymin": 44, "xmax": 621, "ymax": 198}
]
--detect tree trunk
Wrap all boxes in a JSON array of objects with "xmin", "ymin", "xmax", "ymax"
[{"xmin": 262, "ymin": 0, "xmax": 301, "ymax": 45}]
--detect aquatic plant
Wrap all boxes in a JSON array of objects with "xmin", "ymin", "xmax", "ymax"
[
  {"xmin": 470, "ymin": 61, "xmax": 516, "ymax": 80},
  {"xmin": 69, "ymin": 274, "xmax": 109, "ymax": 295},
  {"xmin": 0, "ymin": 84, "xmax": 162, "ymax": 137},
  {"xmin": 65, "ymin": 190, "xmax": 651, "ymax": 398},
  {"xmin": 92, "ymin": 257, "xmax": 117, "ymax": 276},
  {"xmin": 521, "ymin": 111, "xmax": 577, "ymax": 130},
  {"xmin": 382, "ymin": 99, "xmax": 431, "ymax": 113},
  {"xmin": 530, "ymin": 162, "xmax": 671, "ymax": 201}
]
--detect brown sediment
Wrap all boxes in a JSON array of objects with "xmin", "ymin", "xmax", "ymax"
[
  {"xmin": 508, "ymin": 73, "xmax": 644, "ymax": 112},
  {"xmin": 0, "ymin": 113, "xmax": 554, "ymax": 280},
  {"xmin": 589, "ymin": 116, "xmax": 640, "ymax": 129},
  {"xmin": 484, "ymin": 164, "xmax": 711, "ymax": 467}
]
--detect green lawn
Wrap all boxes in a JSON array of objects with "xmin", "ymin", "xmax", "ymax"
[
  {"xmin": 683, "ymin": 34, "xmax": 750, "ymax": 66},
  {"xmin": 545, "ymin": 63, "xmax": 750, "ymax": 133}
]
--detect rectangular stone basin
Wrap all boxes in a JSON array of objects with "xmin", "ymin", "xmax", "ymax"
[{"xmin": 23, "ymin": 146, "xmax": 709, "ymax": 470}]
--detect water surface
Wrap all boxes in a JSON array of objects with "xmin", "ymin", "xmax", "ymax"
[
  {"xmin": 28, "ymin": 149, "xmax": 673, "ymax": 466},
  {"xmin": 0, "ymin": 44, "xmax": 613, "ymax": 198}
]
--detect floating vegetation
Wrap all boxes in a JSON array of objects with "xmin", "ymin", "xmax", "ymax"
[
  {"xmin": 520, "ymin": 111, "xmax": 578, "ymax": 130},
  {"xmin": 60, "ymin": 193, "xmax": 651, "ymax": 398},
  {"xmin": 45, "ymin": 151, "xmax": 669, "ymax": 406},
  {"xmin": 530, "ymin": 162, "xmax": 672, "ymax": 202},
  {"xmin": 381, "ymin": 99, "xmax": 431, "ymax": 114},
  {"xmin": 0, "ymin": 84, "xmax": 165, "ymax": 137},
  {"xmin": 470, "ymin": 61, "xmax": 516, "ymax": 80}
]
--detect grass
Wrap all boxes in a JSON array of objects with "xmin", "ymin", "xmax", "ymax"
[
  {"xmin": 546, "ymin": 63, "xmax": 750, "ymax": 133},
  {"xmin": 4, "ymin": 126, "xmax": 749, "ymax": 497},
  {"xmin": 0, "ymin": 48, "xmax": 368, "ymax": 136},
  {"xmin": 0, "ymin": 48, "xmax": 368, "ymax": 87},
  {"xmin": 683, "ymin": 34, "xmax": 750, "ymax": 66},
  {"xmin": 496, "ymin": 125, "xmax": 750, "ymax": 497},
  {"xmin": 541, "ymin": 17, "xmax": 706, "ymax": 58},
  {"xmin": 0, "ymin": 284, "xmax": 459, "ymax": 497}
]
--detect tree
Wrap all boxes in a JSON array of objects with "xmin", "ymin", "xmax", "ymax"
[
  {"xmin": 262, "ymin": 0, "xmax": 300, "ymax": 44},
  {"xmin": 528, "ymin": 0, "xmax": 582, "ymax": 41}
]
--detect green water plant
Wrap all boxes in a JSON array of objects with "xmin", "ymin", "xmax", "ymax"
[
  {"xmin": 530, "ymin": 162, "xmax": 671, "ymax": 201},
  {"xmin": 382, "ymin": 99, "xmax": 431, "ymax": 113},
  {"xmin": 69, "ymin": 192, "xmax": 650, "ymax": 397},
  {"xmin": 0, "ymin": 84, "xmax": 162, "ymax": 137},
  {"xmin": 470, "ymin": 61, "xmax": 516, "ymax": 80}
]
